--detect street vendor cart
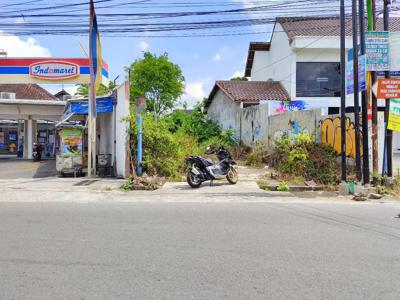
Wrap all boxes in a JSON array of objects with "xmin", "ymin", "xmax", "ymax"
[{"xmin": 56, "ymin": 125, "xmax": 85, "ymax": 177}]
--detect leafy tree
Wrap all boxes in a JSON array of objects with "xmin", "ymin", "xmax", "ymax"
[
  {"xmin": 230, "ymin": 76, "xmax": 248, "ymax": 81},
  {"xmin": 128, "ymin": 52, "xmax": 185, "ymax": 120},
  {"xmin": 75, "ymin": 81, "xmax": 117, "ymax": 97}
]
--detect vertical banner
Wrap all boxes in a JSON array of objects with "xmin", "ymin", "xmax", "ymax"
[
  {"xmin": 89, "ymin": 0, "xmax": 102, "ymax": 118},
  {"xmin": 365, "ymin": 31, "xmax": 390, "ymax": 71},
  {"xmin": 346, "ymin": 54, "xmax": 366, "ymax": 94},
  {"xmin": 388, "ymin": 99, "xmax": 400, "ymax": 131}
]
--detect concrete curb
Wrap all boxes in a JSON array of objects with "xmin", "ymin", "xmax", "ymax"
[{"xmin": 259, "ymin": 184, "xmax": 324, "ymax": 192}]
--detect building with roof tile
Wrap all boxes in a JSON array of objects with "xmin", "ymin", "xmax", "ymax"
[
  {"xmin": 245, "ymin": 16, "xmax": 400, "ymax": 114},
  {"xmin": 206, "ymin": 16, "xmax": 400, "ymax": 147}
]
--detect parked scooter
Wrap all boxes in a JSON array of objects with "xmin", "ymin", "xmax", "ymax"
[
  {"xmin": 32, "ymin": 143, "xmax": 42, "ymax": 162},
  {"xmin": 185, "ymin": 146, "xmax": 238, "ymax": 188}
]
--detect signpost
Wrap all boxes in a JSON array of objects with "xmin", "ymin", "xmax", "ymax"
[
  {"xmin": 376, "ymin": 78, "xmax": 400, "ymax": 99},
  {"xmin": 365, "ymin": 31, "xmax": 390, "ymax": 71},
  {"xmin": 135, "ymin": 96, "xmax": 146, "ymax": 177},
  {"xmin": 388, "ymin": 99, "xmax": 400, "ymax": 131}
]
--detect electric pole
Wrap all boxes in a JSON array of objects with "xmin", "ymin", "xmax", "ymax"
[
  {"xmin": 359, "ymin": 0, "xmax": 370, "ymax": 185},
  {"xmin": 383, "ymin": 0, "xmax": 393, "ymax": 177},
  {"xmin": 352, "ymin": 0, "xmax": 363, "ymax": 182},
  {"xmin": 340, "ymin": 0, "xmax": 347, "ymax": 183}
]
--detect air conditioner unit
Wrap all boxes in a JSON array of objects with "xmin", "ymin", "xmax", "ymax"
[{"xmin": 0, "ymin": 92, "xmax": 16, "ymax": 99}]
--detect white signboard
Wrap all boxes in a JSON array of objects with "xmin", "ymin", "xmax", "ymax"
[{"xmin": 29, "ymin": 61, "xmax": 80, "ymax": 80}]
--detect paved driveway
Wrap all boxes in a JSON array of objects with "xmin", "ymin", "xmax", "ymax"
[{"xmin": 0, "ymin": 159, "xmax": 58, "ymax": 179}]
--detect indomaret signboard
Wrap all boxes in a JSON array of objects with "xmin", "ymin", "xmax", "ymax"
[{"xmin": 0, "ymin": 58, "xmax": 108, "ymax": 84}]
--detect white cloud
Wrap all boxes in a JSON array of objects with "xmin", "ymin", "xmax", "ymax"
[
  {"xmin": 213, "ymin": 53, "xmax": 222, "ymax": 61},
  {"xmin": 0, "ymin": 30, "xmax": 51, "ymax": 57},
  {"xmin": 213, "ymin": 46, "xmax": 235, "ymax": 62},
  {"xmin": 231, "ymin": 70, "xmax": 245, "ymax": 79},
  {"xmin": 181, "ymin": 77, "xmax": 213, "ymax": 107},
  {"xmin": 139, "ymin": 41, "xmax": 149, "ymax": 51}
]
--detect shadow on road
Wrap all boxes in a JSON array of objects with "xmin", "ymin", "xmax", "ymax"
[{"xmin": 33, "ymin": 160, "xmax": 58, "ymax": 179}]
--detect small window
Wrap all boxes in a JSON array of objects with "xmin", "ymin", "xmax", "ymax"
[{"xmin": 296, "ymin": 62, "xmax": 341, "ymax": 97}]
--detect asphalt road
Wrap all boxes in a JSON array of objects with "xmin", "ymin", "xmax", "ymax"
[{"xmin": 1, "ymin": 200, "xmax": 400, "ymax": 300}]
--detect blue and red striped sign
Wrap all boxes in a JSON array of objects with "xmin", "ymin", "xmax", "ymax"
[{"xmin": 0, "ymin": 58, "xmax": 108, "ymax": 84}]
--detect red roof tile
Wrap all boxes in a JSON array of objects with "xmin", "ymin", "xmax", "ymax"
[
  {"xmin": 206, "ymin": 80, "xmax": 289, "ymax": 108},
  {"xmin": 278, "ymin": 16, "xmax": 400, "ymax": 39},
  {"xmin": 0, "ymin": 84, "xmax": 57, "ymax": 100}
]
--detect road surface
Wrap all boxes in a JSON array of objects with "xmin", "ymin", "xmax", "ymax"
[{"xmin": 0, "ymin": 181, "xmax": 399, "ymax": 299}]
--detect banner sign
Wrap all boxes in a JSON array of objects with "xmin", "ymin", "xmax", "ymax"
[
  {"xmin": 348, "ymin": 45, "xmax": 361, "ymax": 61},
  {"xmin": 346, "ymin": 54, "xmax": 366, "ymax": 95},
  {"xmin": 390, "ymin": 32, "xmax": 400, "ymax": 71},
  {"xmin": 388, "ymin": 99, "xmax": 400, "ymax": 131},
  {"xmin": 376, "ymin": 78, "xmax": 400, "ymax": 99},
  {"xmin": 365, "ymin": 31, "xmax": 390, "ymax": 71},
  {"xmin": 0, "ymin": 58, "xmax": 108, "ymax": 84},
  {"xmin": 69, "ymin": 96, "xmax": 114, "ymax": 115},
  {"xmin": 60, "ymin": 129, "xmax": 83, "ymax": 157}
]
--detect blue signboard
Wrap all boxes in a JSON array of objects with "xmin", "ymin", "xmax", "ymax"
[
  {"xmin": 348, "ymin": 45, "xmax": 361, "ymax": 61},
  {"xmin": 346, "ymin": 55, "xmax": 366, "ymax": 95},
  {"xmin": 70, "ymin": 96, "xmax": 114, "ymax": 115},
  {"xmin": 366, "ymin": 31, "xmax": 390, "ymax": 71}
]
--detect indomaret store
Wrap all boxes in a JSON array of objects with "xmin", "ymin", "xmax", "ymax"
[{"xmin": 0, "ymin": 58, "xmax": 130, "ymax": 178}]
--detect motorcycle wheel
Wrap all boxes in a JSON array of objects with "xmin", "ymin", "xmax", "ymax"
[
  {"xmin": 226, "ymin": 167, "xmax": 238, "ymax": 184},
  {"xmin": 187, "ymin": 171, "xmax": 202, "ymax": 188}
]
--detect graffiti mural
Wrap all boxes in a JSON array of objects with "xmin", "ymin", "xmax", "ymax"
[
  {"xmin": 273, "ymin": 119, "xmax": 310, "ymax": 141},
  {"xmin": 321, "ymin": 117, "xmax": 362, "ymax": 158},
  {"xmin": 270, "ymin": 101, "xmax": 307, "ymax": 114}
]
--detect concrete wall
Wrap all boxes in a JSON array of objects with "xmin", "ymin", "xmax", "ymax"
[
  {"xmin": 207, "ymin": 89, "xmax": 241, "ymax": 136},
  {"xmin": 267, "ymin": 109, "xmax": 321, "ymax": 147},
  {"xmin": 250, "ymin": 23, "xmax": 294, "ymax": 94},
  {"xmin": 250, "ymin": 51, "xmax": 271, "ymax": 81},
  {"xmin": 241, "ymin": 104, "xmax": 269, "ymax": 145},
  {"xmin": 115, "ymin": 81, "xmax": 130, "ymax": 178},
  {"xmin": 207, "ymin": 93, "xmax": 321, "ymax": 148},
  {"xmin": 98, "ymin": 112, "xmax": 113, "ymax": 156}
]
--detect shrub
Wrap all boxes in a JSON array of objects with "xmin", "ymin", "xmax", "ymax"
[
  {"xmin": 277, "ymin": 181, "xmax": 289, "ymax": 192},
  {"xmin": 270, "ymin": 134, "xmax": 339, "ymax": 185},
  {"xmin": 167, "ymin": 103, "xmax": 237, "ymax": 146},
  {"xmin": 245, "ymin": 141, "xmax": 267, "ymax": 167},
  {"xmin": 129, "ymin": 114, "xmax": 202, "ymax": 179}
]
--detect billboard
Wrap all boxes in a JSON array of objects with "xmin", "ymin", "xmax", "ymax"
[{"xmin": 0, "ymin": 58, "xmax": 108, "ymax": 84}]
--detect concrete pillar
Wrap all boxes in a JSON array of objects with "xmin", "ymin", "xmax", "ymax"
[
  {"xmin": 23, "ymin": 120, "xmax": 28, "ymax": 159},
  {"xmin": 23, "ymin": 119, "xmax": 35, "ymax": 159}
]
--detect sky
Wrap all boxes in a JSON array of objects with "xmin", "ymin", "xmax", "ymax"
[
  {"xmin": 2, "ymin": 0, "xmax": 383, "ymax": 106},
  {"xmin": 0, "ymin": 0, "xmax": 281, "ymax": 106}
]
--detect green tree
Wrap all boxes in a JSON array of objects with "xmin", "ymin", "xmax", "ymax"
[
  {"xmin": 75, "ymin": 81, "xmax": 117, "ymax": 98},
  {"xmin": 230, "ymin": 76, "xmax": 248, "ymax": 81},
  {"xmin": 128, "ymin": 52, "xmax": 185, "ymax": 120}
]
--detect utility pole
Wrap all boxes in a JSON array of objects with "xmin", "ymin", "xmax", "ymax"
[
  {"xmin": 352, "ymin": 0, "xmax": 363, "ymax": 182},
  {"xmin": 340, "ymin": 0, "xmax": 347, "ymax": 183},
  {"xmin": 383, "ymin": 0, "xmax": 393, "ymax": 177},
  {"xmin": 368, "ymin": 0, "xmax": 378, "ymax": 182},
  {"xmin": 359, "ymin": 0, "xmax": 370, "ymax": 185}
]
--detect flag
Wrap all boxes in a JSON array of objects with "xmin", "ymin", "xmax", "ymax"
[{"xmin": 89, "ymin": 0, "xmax": 102, "ymax": 117}]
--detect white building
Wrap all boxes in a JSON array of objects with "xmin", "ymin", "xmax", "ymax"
[{"xmin": 245, "ymin": 16, "xmax": 400, "ymax": 114}]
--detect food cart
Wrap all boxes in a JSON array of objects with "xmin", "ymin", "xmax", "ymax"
[{"xmin": 56, "ymin": 125, "xmax": 85, "ymax": 177}]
